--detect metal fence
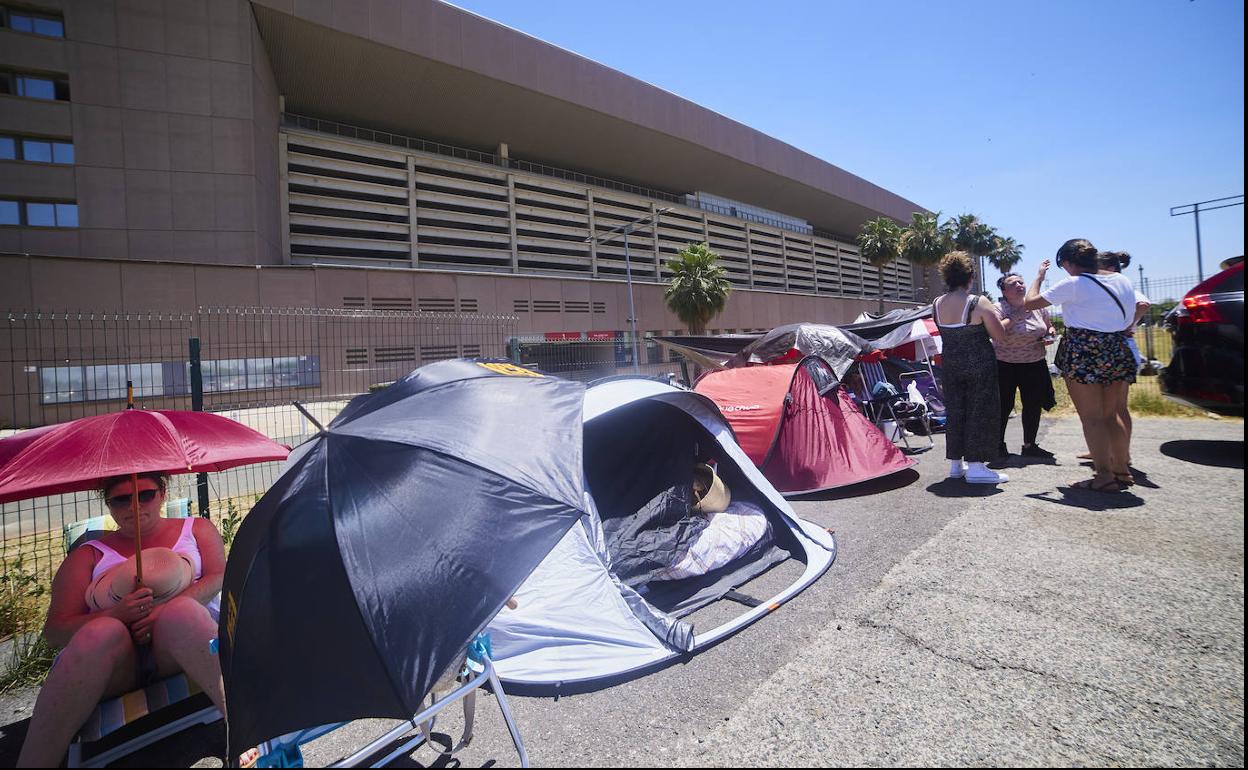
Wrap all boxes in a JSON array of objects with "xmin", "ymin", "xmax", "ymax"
[
  {"xmin": 1134, "ymin": 273, "xmax": 1198, "ymax": 378},
  {"xmin": 0, "ymin": 307, "xmax": 518, "ymax": 583}
]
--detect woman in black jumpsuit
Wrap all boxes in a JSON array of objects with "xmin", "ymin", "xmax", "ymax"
[{"xmin": 933, "ymin": 252, "xmax": 1010, "ymax": 484}]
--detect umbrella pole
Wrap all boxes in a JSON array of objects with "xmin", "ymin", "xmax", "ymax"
[
  {"xmin": 125, "ymin": 383, "xmax": 143, "ymax": 585},
  {"xmin": 131, "ymin": 471, "xmax": 143, "ymax": 586}
]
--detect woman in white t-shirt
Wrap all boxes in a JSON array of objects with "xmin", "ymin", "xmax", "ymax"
[
  {"xmin": 1024, "ymin": 239, "xmax": 1138, "ymax": 492},
  {"xmin": 1075, "ymin": 250, "xmax": 1151, "ymax": 467}
]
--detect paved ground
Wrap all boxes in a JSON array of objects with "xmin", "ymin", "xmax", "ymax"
[{"xmin": 1, "ymin": 414, "xmax": 1243, "ymax": 767}]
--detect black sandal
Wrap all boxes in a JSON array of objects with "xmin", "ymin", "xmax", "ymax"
[{"xmin": 1071, "ymin": 477, "xmax": 1126, "ymax": 493}]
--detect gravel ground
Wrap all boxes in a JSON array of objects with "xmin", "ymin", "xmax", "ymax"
[{"xmin": 1, "ymin": 414, "xmax": 1242, "ymax": 767}]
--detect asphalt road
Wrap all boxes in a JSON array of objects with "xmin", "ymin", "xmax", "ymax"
[{"xmin": 1, "ymin": 414, "xmax": 1242, "ymax": 767}]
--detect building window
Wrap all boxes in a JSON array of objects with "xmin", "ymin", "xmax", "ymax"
[
  {"xmin": 0, "ymin": 71, "xmax": 70, "ymax": 101},
  {"xmin": 0, "ymin": 135, "xmax": 74, "ymax": 163},
  {"xmin": 0, "ymin": 199, "xmax": 78, "ymax": 227},
  {"xmin": 3, "ymin": 7, "xmax": 66, "ymax": 38}
]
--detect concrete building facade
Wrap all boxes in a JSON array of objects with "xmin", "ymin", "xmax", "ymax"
[
  {"xmin": 2, "ymin": 0, "xmax": 927, "ymax": 326},
  {"xmin": 0, "ymin": 0, "xmax": 936, "ymax": 427}
]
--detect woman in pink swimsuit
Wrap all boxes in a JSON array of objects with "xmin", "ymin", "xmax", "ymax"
[{"xmin": 17, "ymin": 472, "xmax": 227, "ymax": 767}]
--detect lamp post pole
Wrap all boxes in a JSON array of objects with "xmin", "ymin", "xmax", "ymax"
[
  {"xmin": 587, "ymin": 207, "xmax": 671, "ymax": 375},
  {"xmin": 1170, "ymin": 194, "xmax": 1243, "ymax": 282},
  {"xmin": 622, "ymin": 225, "xmax": 640, "ymax": 373}
]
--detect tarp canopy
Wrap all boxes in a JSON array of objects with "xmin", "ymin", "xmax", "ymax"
[
  {"xmin": 848, "ymin": 305, "xmax": 938, "ymax": 341},
  {"xmin": 695, "ymin": 358, "xmax": 915, "ymax": 495},
  {"xmin": 654, "ymin": 324, "xmax": 869, "ymax": 381},
  {"xmin": 650, "ymin": 334, "xmax": 760, "ymax": 370}
]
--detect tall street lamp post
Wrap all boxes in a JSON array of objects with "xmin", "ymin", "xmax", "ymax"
[
  {"xmin": 1170, "ymin": 194, "xmax": 1243, "ymax": 281},
  {"xmin": 587, "ymin": 208, "xmax": 671, "ymax": 373}
]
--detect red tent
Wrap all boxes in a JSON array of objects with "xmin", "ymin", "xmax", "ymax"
[{"xmin": 694, "ymin": 358, "xmax": 915, "ymax": 496}]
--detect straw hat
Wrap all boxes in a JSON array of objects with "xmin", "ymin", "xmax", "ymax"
[
  {"xmin": 692, "ymin": 463, "xmax": 731, "ymax": 514},
  {"xmin": 86, "ymin": 547, "xmax": 194, "ymax": 612}
]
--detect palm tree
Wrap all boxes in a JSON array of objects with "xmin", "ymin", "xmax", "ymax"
[
  {"xmin": 901, "ymin": 212, "xmax": 950, "ymax": 299},
  {"xmin": 857, "ymin": 217, "xmax": 904, "ymax": 310},
  {"xmin": 944, "ymin": 214, "xmax": 997, "ymax": 291},
  {"xmin": 989, "ymin": 235, "xmax": 1024, "ymax": 278},
  {"xmin": 664, "ymin": 241, "xmax": 732, "ymax": 334}
]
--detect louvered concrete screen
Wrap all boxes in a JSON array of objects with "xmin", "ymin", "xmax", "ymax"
[{"xmin": 282, "ymin": 128, "xmax": 913, "ymax": 301}]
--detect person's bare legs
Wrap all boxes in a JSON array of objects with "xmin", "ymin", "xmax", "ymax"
[
  {"xmin": 1103, "ymin": 381, "xmax": 1132, "ymax": 478},
  {"xmin": 150, "ymin": 596, "xmax": 225, "ymax": 713},
  {"xmin": 16, "ymin": 618, "xmax": 138, "ymax": 767},
  {"xmin": 1117, "ymin": 392, "xmax": 1133, "ymax": 469},
  {"xmin": 1066, "ymin": 378, "xmax": 1116, "ymax": 486}
]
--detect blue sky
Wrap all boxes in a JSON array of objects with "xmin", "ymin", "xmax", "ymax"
[{"xmin": 451, "ymin": 0, "xmax": 1244, "ymax": 286}]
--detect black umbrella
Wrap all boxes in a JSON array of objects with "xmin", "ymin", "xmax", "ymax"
[{"xmin": 219, "ymin": 359, "xmax": 589, "ymax": 756}]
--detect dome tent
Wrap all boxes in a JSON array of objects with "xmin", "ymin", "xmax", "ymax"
[
  {"xmin": 694, "ymin": 357, "xmax": 915, "ymax": 496},
  {"xmin": 487, "ymin": 376, "xmax": 837, "ymax": 688}
]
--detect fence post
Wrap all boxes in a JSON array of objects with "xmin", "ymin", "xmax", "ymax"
[
  {"xmin": 1139, "ymin": 267, "xmax": 1157, "ymax": 375},
  {"xmin": 189, "ymin": 337, "xmax": 210, "ymax": 519},
  {"xmin": 508, "ymin": 337, "xmax": 521, "ymax": 364}
]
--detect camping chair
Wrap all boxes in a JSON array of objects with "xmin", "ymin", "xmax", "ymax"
[
  {"xmin": 898, "ymin": 370, "xmax": 947, "ymax": 432},
  {"xmin": 248, "ymin": 635, "xmax": 528, "ymax": 767},
  {"xmin": 853, "ymin": 358, "xmax": 933, "ymax": 452},
  {"xmin": 62, "ymin": 508, "xmax": 223, "ymax": 768}
]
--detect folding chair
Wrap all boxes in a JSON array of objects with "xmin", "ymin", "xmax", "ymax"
[
  {"xmin": 898, "ymin": 370, "xmax": 946, "ymax": 432},
  {"xmin": 63, "ymin": 510, "xmax": 223, "ymax": 768},
  {"xmin": 853, "ymin": 358, "xmax": 934, "ymax": 452},
  {"xmin": 249, "ymin": 635, "xmax": 528, "ymax": 768}
]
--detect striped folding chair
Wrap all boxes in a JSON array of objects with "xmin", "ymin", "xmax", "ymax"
[{"xmin": 67, "ymin": 674, "xmax": 221, "ymax": 767}]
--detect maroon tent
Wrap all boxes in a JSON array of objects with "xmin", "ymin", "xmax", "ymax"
[{"xmin": 695, "ymin": 357, "xmax": 915, "ymax": 496}]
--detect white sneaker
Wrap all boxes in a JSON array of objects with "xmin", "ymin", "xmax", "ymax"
[
  {"xmin": 948, "ymin": 460, "xmax": 968, "ymax": 479},
  {"xmin": 965, "ymin": 462, "xmax": 1008, "ymax": 484}
]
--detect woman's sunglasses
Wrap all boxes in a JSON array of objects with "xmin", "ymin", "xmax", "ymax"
[{"xmin": 106, "ymin": 489, "xmax": 159, "ymax": 508}]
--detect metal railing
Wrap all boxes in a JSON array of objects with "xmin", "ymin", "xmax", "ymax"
[{"xmin": 282, "ymin": 112, "xmax": 685, "ymax": 204}]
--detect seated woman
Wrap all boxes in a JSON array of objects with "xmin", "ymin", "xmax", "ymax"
[{"xmin": 17, "ymin": 472, "xmax": 226, "ymax": 767}]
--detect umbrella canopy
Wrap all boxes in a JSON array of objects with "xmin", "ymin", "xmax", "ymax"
[
  {"xmin": 219, "ymin": 359, "xmax": 590, "ymax": 756},
  {"xmin": 0, "ymin": 410, "xmax": 290, "ymax": 504}
]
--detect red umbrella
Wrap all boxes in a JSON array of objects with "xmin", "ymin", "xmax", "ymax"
[{"xmin": 0, "ymin": 409, "xmax": 289, "ymax": 580}]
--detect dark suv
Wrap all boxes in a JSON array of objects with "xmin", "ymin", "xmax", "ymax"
[{"xmin": 1160, "ymin": 259, "xmax": 1244, "ymax": 415}]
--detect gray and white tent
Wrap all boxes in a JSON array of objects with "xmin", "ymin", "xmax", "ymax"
[{"xmin": 488, "ymin": 377, "xmax": 837, "ymax": 688}]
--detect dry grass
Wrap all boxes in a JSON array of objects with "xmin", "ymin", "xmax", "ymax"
[{"xmin": 1046, "ymin": 375, "xmax": 1222, "ymax": 418}]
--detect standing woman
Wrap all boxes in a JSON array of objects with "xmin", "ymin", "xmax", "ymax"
[
  {"xmin": 1024, "ymin": 239, "xmax": 1139, "ymax": 491},
  {"xmin": 995, "ymin": 272, "xmax": 1058, "ymax": 458},
  {"xmin": 1073, "ymin": 250, "xmax": 1152, "ymax": 466},
  {"xmin": 934, "ymin": 252, "xmax": 1010, "ymax": 484}
]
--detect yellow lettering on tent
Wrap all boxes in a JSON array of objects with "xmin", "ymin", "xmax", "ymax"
[{"xmin": 477, "ymin": 362, "xmax": 543, "ymax": 378}]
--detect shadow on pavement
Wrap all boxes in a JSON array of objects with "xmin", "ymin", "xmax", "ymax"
[
  {"xmin": 1159, "ymin": 439, "xmax": 1245, "ymax": 469},
  {"xmin": 787, "ymin": 469, "xmax": 920, "ymax": 501},
  {"xmin": 1026, "ymin": 488, "xmax": 1145, "ymax": 511},
  {"xmin": 990, "ymin": 454, "xmax": 1058, "ymax": 470},
  {"xmin": 1077, "ymin": 460, "xmax": 1162, "ymax": 488},
  {"xmin": 925, "ymin": 478, "xmax": 1005, "ymax": 498}
]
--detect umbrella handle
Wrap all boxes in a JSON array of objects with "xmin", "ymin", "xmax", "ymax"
[{"xmin": 131, "ymin": 472, "xmax": 143, "ymax": 586}]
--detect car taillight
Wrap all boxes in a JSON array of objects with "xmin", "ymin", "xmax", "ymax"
[{"xmin": 1182, "ymin": 294, "xmax": 1225, "ymax": 323}]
